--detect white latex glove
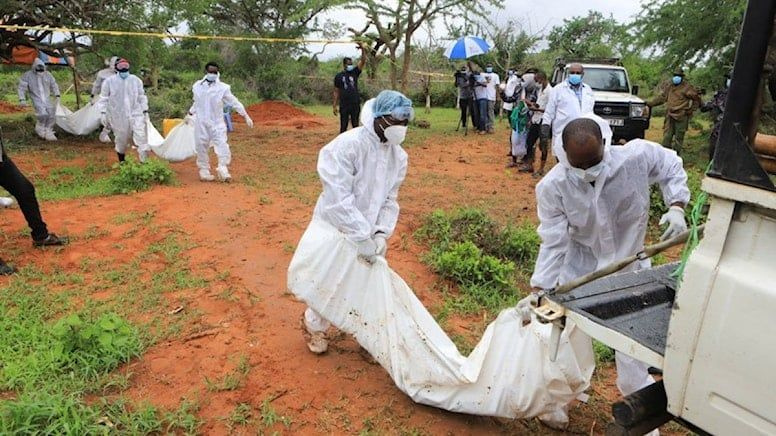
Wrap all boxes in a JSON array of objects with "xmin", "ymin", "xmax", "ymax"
[
  {"xmin": 374, "ymin": 234, "xmax": 387, "ymax": 257},
  {"xmin": 516, "ymin": 292, "xmax": 539, "ymax": 324},
  {"xmin": 19, "ymin": 100, "xmax": 27, "ymax": 108},
  {"xmin": 659, "ymin": 205, "xmax": 687, "ymax": 241},
  {"xmin": 100, "ymin": 112, "xmax": 108, "ymax": 127},
  {"xmin": 245, "ymin": 115, "xmax": 254, "ymax": 129},
  {"xmin": 184, "ymin": 114, "xmax": 194, "ymax": 125},
  {"xmin": 357, "ymin": 239, "xmax": 379, "ymax": 264}
]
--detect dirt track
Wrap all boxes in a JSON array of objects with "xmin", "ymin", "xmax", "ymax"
[{"xmin": 0, "ymin": 106, "xmax": 683, "ymax": 435}]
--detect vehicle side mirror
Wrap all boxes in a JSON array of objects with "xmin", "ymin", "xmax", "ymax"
[{"xmin": 631, "ymin": 85, "xmax": 639, "ymax": 96}]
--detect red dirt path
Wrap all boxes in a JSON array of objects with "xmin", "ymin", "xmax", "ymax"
[{"xmin": 0, "ymin": 116, "xmax": 686, "ymax": 435}]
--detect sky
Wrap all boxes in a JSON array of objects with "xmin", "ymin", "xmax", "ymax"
[{"xmin": 309, "ymin": 0, "xmax": 643, "ymax": 60}]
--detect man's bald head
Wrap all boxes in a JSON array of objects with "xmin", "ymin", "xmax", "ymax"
[
  {"xmin": 562, "ymin": 118, "xmax": 604, "ymax": 169},
  {"xmin": 568, "ymin": 63, "xmax": 584, "ymax": 75}
]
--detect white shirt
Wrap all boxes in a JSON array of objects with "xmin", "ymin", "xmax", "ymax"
[
  {"xmin": 483, "ymin": 72, "xmax": 500, "ymax": 101},
  {"xmin": 530, "ymin": 140, "xmax": 690, "ymax": 290},
  {"xmin": 541, "ymin": 81, "xmax": 595, "ymax": 157},
  {"xmin": 502, "ymin": 75, "xmax": 521, "ymax": 110},
  {"xmin": 532, "ymin": 84, "xmax": 552, "ymax": 124}
]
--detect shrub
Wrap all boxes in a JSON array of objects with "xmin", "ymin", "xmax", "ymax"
[
  {"xmin": 432, "ymin": 241, "xmax": 515, "ymax": 290},
  {"xmin": 107, "ymin": 159, "xmax": 175, "ymax": 194},
  {"xmin": 50, "ymin": 313, "xmax": 142, "ymax": 379}
]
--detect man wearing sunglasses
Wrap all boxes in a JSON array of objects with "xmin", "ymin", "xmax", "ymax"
[
  {"xmin": 297, "ymin": 90, "xmax": 414, "ymax": 354},
  {"xmin": 96, "ymin": 58, "xmax": 151, "ymax": 164}
]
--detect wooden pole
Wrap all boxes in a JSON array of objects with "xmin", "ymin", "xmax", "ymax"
[{"xmin": 70, "ymin": 32, "xmax": 81, "ymax": 108}]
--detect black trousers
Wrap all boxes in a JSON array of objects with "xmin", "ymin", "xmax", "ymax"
[
  {"xmin": 525, "ymin": 123, "xmax": 548, "ymax": 162},
  {"xmin": 0, "ymin": 153, "xmax": 48, "ymax": 241},
  {"xmin": 458, "ymin": 98, "xmax": 476, "ymax": 128},
  {"xmin": 340, "ymin": 101, "xmax": 361, "ymax": 133}
]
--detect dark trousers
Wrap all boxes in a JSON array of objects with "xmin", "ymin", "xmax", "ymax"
[
  {"xmin": 458, "ymin": 98, "xmax": 476, "ymax": 128},
  {"xmin": 477, "ymin": 99, "xmax": 489, "ymax": 131},
  {"xmin": 0, "ymin": 154, "xmax": 48, "ymax": 241},
  {"xmin": 525, "ymin": 123, "xmax": 548, "ymax": 163},
  {"xmin": 339, "ymin": 102, "xmax": 360, "ymax": 133}
]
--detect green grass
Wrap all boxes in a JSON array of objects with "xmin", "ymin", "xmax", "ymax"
[{"xmin": 0, "ymin": 223, "xmax": 209, "ymax": 434}]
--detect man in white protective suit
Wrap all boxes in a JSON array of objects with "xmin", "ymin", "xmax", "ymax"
[
  {"xmin": 185, "ymin": 62, "xmax": 254, "ymax": 182},
  {"xmin": 91, "ymin": 56, "xmax": 118, "ymax": 143},
  {"xmin": 301, "ymin": 90, "xmax": 414, "ymax": 354},
  {"xmin": 540, "ymin": 63, "xmax": 595, "ymax": 161},
  {"xmin": 96, "ymin": 58, "xmax": 150, "ymax": 164},
  {"xmin": 524, "ymin": 115, "xmax": 690, "ymax": 433},
  {"xmin": 18, "ymin": 58, "xmax": 60, "ymax": 141}
]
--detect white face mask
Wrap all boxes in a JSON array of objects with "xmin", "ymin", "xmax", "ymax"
[
  {"xmin": 383, "ymin": 125, "xmax": 408, "ymax": 145},
  {"xmin": 206, "ymin": 73, "xmax": 218, "ymax": 82},
  {"xmin": 570, "ymin": 160, "xmax": 605, "ymax": 183}
]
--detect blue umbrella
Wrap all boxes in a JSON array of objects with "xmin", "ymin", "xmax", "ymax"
[{"xmin": 444, "ymin": 36, "xmax": 490, "ymax": 60}]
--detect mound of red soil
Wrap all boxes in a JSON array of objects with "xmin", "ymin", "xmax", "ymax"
[
  {"xmin": 237, "ymin": 101, "xmax": 323, "ymax": 129},
  {"xmin": 0, "ymin": 101, "xmax": 26, "ymax": 114}
]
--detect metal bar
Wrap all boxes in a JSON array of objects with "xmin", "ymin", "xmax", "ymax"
[{"xmin": 709, "ymin": 0, "xmax": 776, "ymax": 191}]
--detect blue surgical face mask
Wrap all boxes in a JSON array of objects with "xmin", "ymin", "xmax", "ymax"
[
  {"xmin": 672, "ymin": 75, "xmax": 683, "ymax": 85},
  {"xmin": 568, "ymin": 73, "xmax": 583, "ymax": 86},
  {"xmin": 486, "ymin": 67, "xmax": 493, "ymax": 73},
  {"xmin": 206, "ymin": 73, "xmax": 218, "ymax": 82},
  {"xmin": 346, "ymin": 65, "xmax": 355, "ymax": 72},
  {"xmin": 119, "ymin": 71, "xmax": 129, "ymax": 79}
]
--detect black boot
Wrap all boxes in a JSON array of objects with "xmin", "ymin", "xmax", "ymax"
[
  {"xmin": 0, "ymin": 259, "xmax": 16, "ymax": 275},
  {"xmin": 117, "ymin": 152, "xmax": 126, "ymax": 163}
]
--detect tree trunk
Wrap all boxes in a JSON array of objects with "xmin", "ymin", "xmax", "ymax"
[
  {"xmin": 400, "ymin": 33, "xmax": 413, "ymax": 94},
  {"xmin": 388, "ymin": 48, "xmax": 398, "ymax": 90}
]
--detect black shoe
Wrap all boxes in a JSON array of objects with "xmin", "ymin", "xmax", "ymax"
[
  {"xmin": 33, "ymin": 233, "xmax": 68, "ymax": 247},
  {"xmin": 0, "ymin": 259, "xmax": 16, "ymax": 275}
]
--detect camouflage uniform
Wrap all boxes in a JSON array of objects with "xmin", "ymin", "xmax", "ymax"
[{"xmin": 647, "ymin": 73, "xmax": 702, "ymax": 155}]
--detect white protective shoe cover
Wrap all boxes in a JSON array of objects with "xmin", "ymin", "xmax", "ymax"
[
  {"xmin": 34, "ymin": 123, "xmax": 46, "ymax": 139},
  {"xmin": 199, "ymin": 169, "xmax": 215, "ymax": 182},
  {"xmin": 216, "ymin": 166, "xmax": 231, "ymax": 182},
  {"xmin": 138, "ymin": 149, "xmax": 148, "ymax": 163},
  {"xmin": 44, "ymin": 131, "xmax": 57, "ymax": 141}
]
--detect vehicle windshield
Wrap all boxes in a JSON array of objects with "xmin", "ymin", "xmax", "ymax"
[{"xmin": 569, "ymin": 67, "xmax": 629, "ymax": 93}]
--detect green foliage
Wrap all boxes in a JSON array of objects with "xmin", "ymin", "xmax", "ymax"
[
  {"xmin": 417, "ymin": 208, "xmax": 539, "ymax": 315},
  {"xmin": 50, "ymin": 313, "xmax": 142, "ymax": 380},
  {"xmin": 593, "ymin": 340, "xmax": 615, "ymax": 364},
  {"xmin": 107, "ymin": 159, "xmax": 175, "ymax": 194},
  {"xmin": 548, "ymin": 11, "xmax": 627, "ymax": 58},
  {"xmin": 632, "ymin": 0, "xmax": 746, "ymax": 77}
]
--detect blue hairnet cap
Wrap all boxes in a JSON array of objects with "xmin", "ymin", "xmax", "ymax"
[{"xmin": 373, "ymin": 90, "xmax": 414, "ymax": 120}]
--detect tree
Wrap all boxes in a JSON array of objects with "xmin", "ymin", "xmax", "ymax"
[
  {"xmin": 184, "ymin": 0, "xmax": 345, "ymax": 99},
  {"xmin": 547, "ymin": 11, "xmax": 626, "ymax": 59},
  {"xmin": 348, "ymin": 0, "xmax": 502, "ymax": 93},
  {"xmin": 632, "ymin": 0, "xmax": 746, "ymax": 70}
]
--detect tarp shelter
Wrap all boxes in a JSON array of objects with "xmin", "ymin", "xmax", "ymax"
[{"xmin": 2, "ymin": 46, "xmax": 74, "ymax": 66}]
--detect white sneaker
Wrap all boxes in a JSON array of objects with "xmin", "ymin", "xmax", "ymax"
[
  {"xmin": 307, "ymin": 331, "xmax": 328, "ymax": 354},
  {"xmin": 0, "ymin": 197, "xmax": 14, "ymax": 208},
  {"xmin": 99, "ymin": 129, "xmax": 111, "ymax": 143},
  {"xmin": 216, "ymin": 166, "xmax": 231, "ymax": 182},
  {"xmin": 44, "ymin": 131, "xmax": 57, "ymax": 141},
  {"xmin": 199, "ymin": 169, "xmax": 215, "ymax": 182}
]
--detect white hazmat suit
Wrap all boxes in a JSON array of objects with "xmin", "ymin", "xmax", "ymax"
[
  {"xmin": 92, "ymin": 56, "xmax": 118, "ymax": 143},
  {"xmin": 18, "ymin": 58, "xmax": 60, "ymax": 141},
  {"xmin": 187, "ymin": 76, "xmax": 252, "ymax": 181},
  {"xmin": 96, "ymin": 73, "xmax": 149, "ymax": 161},
  {"xmin": 530, "ymin": 115, "xmax": 690, "ymax": 428},
  {"xmin": 541, "ymin": 80, "xmax": 595, "ymax": 160},
  {"xmin": 304, "ymin": 97, "xmax": 408, "ymax": 335}
]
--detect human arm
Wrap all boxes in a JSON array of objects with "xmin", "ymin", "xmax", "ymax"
[
  {"xmin": 332, "ymin": 77, "xmax": 340, "ymax": 115},
  {"xmin": 316, "ymin": 142, "xmax": 374, "ymax": 241},
  {"xmin": 223, "ymin": 85, "xmax": 252, "ymax": 127},
  {"xmin": 646, "ymin": 85, "xmax": 667, "ymax": 108},
  {"xmin": 91, "ymin": 74, "xmax": 104, "ymax": 98},
  {"xmin": 640, "ymin": 140, "xmax": 690, "ymax": 208},
  {"xmin": 357, "ymin": 44, "xmax": 367, "ymax": 70},
  {"xmin": 529, "ymin": 182, "xmax": 570, "ymax": 291},
  {"xmin": 135, "ymin": 78, "xmax": 149, "ymax": 113},
  {"xmin": 49, "ymin": 74, "xmax": 60, "ymax": 99},
  {"xmin": 373, "ymin": 153, "xmax": 407, "ymax": 238}
]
